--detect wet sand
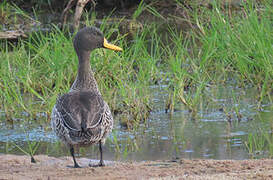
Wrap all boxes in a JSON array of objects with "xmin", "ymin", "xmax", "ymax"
[{"xmin": 0, "ymin": 154, "xmax": 272, "ymax": 179}]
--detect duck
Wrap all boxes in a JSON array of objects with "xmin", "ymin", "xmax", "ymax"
[{"xmin": 51, "ymin": 26, "xmax": 122, "ymax": 168}]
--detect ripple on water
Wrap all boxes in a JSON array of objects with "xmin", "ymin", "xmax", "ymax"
[{"xmin": 0, "ymin": 85, "xmax": 272, "ymax": 160}]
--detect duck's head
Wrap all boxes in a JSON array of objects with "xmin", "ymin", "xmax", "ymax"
[{"xmin": 73, "ymin": 26, "xmax": 122, "ymax": 56}]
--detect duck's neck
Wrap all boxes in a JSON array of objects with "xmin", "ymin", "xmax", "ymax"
[{"xmin": 70, "ymin": 50, "xmax": 101, "ymax": 95}]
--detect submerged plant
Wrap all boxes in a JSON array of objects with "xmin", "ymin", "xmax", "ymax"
[{"xmin": 245, "ymin": 130, "xmax": 273, "ymax": 158}]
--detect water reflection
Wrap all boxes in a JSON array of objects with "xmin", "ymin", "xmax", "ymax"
[{"xmin": 0, "ymin": 85, "xmax": 272, "ymax": 161}]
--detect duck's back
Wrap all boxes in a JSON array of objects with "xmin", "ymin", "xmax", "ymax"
[{"xmin": 51, "ymin": 91, "xmax": 113, "ymax": 146}]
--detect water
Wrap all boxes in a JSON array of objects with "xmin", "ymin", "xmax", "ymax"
[{"xmin": 0, "ymin": 84, "xmax": 272, "ymax": 161}]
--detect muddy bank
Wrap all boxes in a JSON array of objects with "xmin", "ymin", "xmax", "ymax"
[{"xmin": 0, "ymin": 155, "xmax": 272, "ymax": 179}]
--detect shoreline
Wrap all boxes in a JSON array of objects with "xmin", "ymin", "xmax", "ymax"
[{"xmin": 1, "ymin": 154, "xmax": 272, "ymax": 179}]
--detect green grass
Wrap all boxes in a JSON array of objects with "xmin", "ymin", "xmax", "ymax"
[
  {"xmin": 245, "ymin": 127, "xmax": 273, "ymax": 158},
  {"xmin": 0, "ymin": 1, "xmax": 37, "ymax": 30},
  {"xmin": 0, "ymin": 0, "xmax": 272, "ymax": 127},
  {"xmin": 12, "ymin": 127, "xmax": 40, "ymax": 163},
  {"xmin": 192, "ymin": 0, "xmax": 273, "ymax": 86}
]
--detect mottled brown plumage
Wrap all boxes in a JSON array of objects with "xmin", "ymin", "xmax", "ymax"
[{"xmin": 51, "ymin": 27, "xmax": 122, "ymax": 168}]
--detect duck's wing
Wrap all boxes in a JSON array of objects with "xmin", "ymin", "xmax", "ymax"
[{"xmin": 55, "ymin": 91, "xmax": 105, "ymax": 132}]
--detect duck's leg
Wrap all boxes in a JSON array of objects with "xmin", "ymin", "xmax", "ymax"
[
  {"xmin": 98, "ymin": 140, "xmax": 105, "ymax": 166},
  {"xmin": 89, "ymin": 140, "xmax": 105, "ymax": 167},
  {"xmin": 70, "ymin": 146, "xmax": 81, "ymax": 168}
]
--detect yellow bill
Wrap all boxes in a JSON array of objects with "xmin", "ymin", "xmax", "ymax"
[{"xmin": 103, "ymin": 38, "xmax": 123, "ymax": 51}]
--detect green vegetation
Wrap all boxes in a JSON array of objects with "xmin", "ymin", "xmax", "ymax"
[
  {"xmin": 1, "ymin": 0, "xmax": 272, "ymax": 122},
  {"xmin": 0, "ymin": 0, "xmax": 36, "ymax": 30},
  {"xmin": 0, "ymin": 0, "xmax": 272, "ymax": 158},
  {"xmin": 12, "ymin": 128, "xmax": 40, "ymax": 163}
]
